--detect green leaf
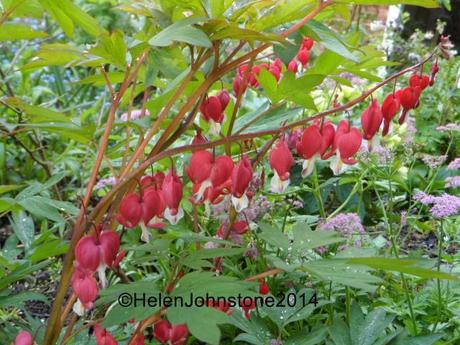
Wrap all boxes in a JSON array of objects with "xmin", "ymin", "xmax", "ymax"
[
  {"xmin": 21, "ymin": 43, "xmax": 84, "ymax": 70},
  {"xmin": 168, "ymin": 306, "xmax": 229, "ymax": 345},
  {"xmin": 333, "ymin": 0, "xmax": 438, "ymax": 8},
  {"xmin": 0, "ymin": 23, "xmax": 47, "ymax": 41},
  {"xmin": 18, "ymin": 197, "xmax": 64, "ymax": 222},
  {"xmin": 291, "ymin": 223, "xmax": 344, "ymax": 251},
  {"xmin": 346, "ymin": 257, "xmax": 458, "ymax": 280},
  {"xmin": 0, "ymin": 291, "xmax": 49, "ymax": 307},
  {"xmin": 89, "ymin": 31, "xmax": 127, "ymax": 69},
  {"xmin": 258, "ymin": 222, "xmax": 290, "ymax": 250},
  {"xmin": 0, "ymin": 185, "xmax": 23, "ymax": 195},
  {"xmin": 302, "ymin": 20, "xmax": 359, "ymax": 62},
  {"xmin": 39, "ymin": 0, "xmax": 106, "ymax": 38},
  {"xmin": 329, "ymin": 318, "xmax": 352, "ymax": 345},
  {"xmin": 149, "ymin": 17, "xmax": 211, "ymax": 48},
  {"xmin": 30, "ymin": 240, "xmax": 69, "ymax": 263},
  {"xmin": 4, "ymin": 97, "xmax": 70, "ymax": 123},
  {"xmin": 182, "ymin": 247, "xmax": 246, "ymax": 269},
  {"xmin": 0, "ymin": 260, "xmax": 50, "ymax": 290},
  {"xmin": 9, "ymin": 211, "xmax": 34, "ymax": 252}
]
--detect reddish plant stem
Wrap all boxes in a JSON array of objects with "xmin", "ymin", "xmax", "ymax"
[{"xmin": 43, "ymin": 50, "xmax": 149, "ymax": 345}]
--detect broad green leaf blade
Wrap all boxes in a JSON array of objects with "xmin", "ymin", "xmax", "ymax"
[
  {"xmin": 4, "ymin": 97, "xmax": 70, "ymax": 123},
  {"xmin": 149, "ymin": 17, "xmax": 211, "ymax": 48},
  {"xmin": 291, "ymin": 223, "xmax": 345, "ymax": 251},
  {"xmin": 302, "ymin": 20, "xmax": 359, "ymax": 62},
  {"xmin": 346, "ymin": 257, "xmax": 459, "ymax": 280},
  {"xmin": 9, "ymin": 211, "xmax": 34, "ymax": 252},
  {"xmin": 258, "ymin": 222, "xmax": 290, "ymax": 250},
  {"xmin": 0, "ymin": 23, "xmax": 48, "ymax": 41}
]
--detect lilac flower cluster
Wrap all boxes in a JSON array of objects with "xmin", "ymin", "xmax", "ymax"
[
  {"xmin": 447, "ymin": 158, "xmax": 460, "ymax": 171},
  {"xmin": 446, "ymin": 176, "xmax": 460, "ymax": 188},
  {"xmin": 243, "ymin": 242, "xmax": 259, "ymax": 260},
  {"xmin": 358, "ymin": 145, "xmax": 392, "ymax": 165},
  {"xmin": 413, "ymin": 192, "xmax": 460, "ymax": 218},
  {"xmin": 95, "ymin": 177, "xmax": 117, "ymax": 190},
  {"xmin": 420, "ymin": 154, "xmax": 447, "ymax": 169},
  {"xmin": 319, "ymin": 213, "xmax": 365, "ymax": 235},
  {"xmin": 437, "ymin": 123, "xmax": 460, "ymax": 132}
]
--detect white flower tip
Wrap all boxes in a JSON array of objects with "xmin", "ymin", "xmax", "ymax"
[
  {"xmin": 73, "ymin": 299, "xmax": 85, "ymax": 316},
  {"xmin": 270, "ymin": 173, "xmax": 290, "ymax": 193},
  {"xmin": 231, "ymin": 194, "xmax": 249, "ymax": 213},
  {"xmin": 165, "ymin": 207, "xmax": 184, "ymax": 225}
]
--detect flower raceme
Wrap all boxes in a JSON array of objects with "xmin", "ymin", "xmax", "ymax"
[{"xmin": 153, "ymin": 320, "xmax": 189, "ymax": 345}]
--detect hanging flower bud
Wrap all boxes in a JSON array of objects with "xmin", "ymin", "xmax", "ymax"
[
  {"xmin": 217, "ymin": 90, "xmax": 230, "ymax": 110},
  {"xmin": 192, "ymin": 130, "xmax": 207, "ymax": 145},
  {"xmin": 269, "ymin": 139, "xmax": 294, "ymax": 193},
  {"xmin": 162, "ymin": 170, "xmax": 184, "ymax": 225},
  {"xmin": 269, "ymin": 64, "xmax": 281, "ymax": 81},
  {"xmin": 430, "ymin": 62, "xmax": 439, "ymax": 86},
  {"xmin": 297, "ymin": 48, "xmax": 310, "ymax": 66},
  {"xmin": 273, "ymin": 58, "xmax": 283, "ymax": 71},
  {"xmin": 231, "ymin": 155, "xmax": 253, "ymax": 212},
  {"xmin": 301, "ymin": 37, "xmax": 314, "ymax": 50},
  {"xmin": 360, "ymin": 99, "xmax": 383, "ymax": 145},
  {"xmin": 95, "ymin": 324, "xmax": 118, "ymax": 345},
  {"xmin": 132, "ymin": 334, "xmax": 145, "ymax": 345},
  {"xmin": 287, "ymin": 60, "xmax": 298, "ymax": 73},
  {"xmin": 71, "ymin": 265, "xmax": 98, "ymax": 315},
  {"xmin": 398, "ymin": 86, "xmax": 421, "ymax": 124},
  {"xmin": 296, "ymin": 125, "xmax": 322, "ymax": 177},
  {"xmin": 259, "ymin": 279, "xmax": 270, "ymax": 295},
  {"xmin": 14, "ymin": 331, "xmax": 33, "ymax": 345},
  {"xmin": 200, "ymin": 96, "xmax": 224, "ymax": 136},
  {"xmin": 381, "ymin": 93, "xmax": 401, "ymax": 136}
]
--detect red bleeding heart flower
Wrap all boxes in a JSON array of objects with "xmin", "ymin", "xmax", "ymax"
[
  {"xmin": 14, "ymin": 331, "xmax": 33, "ymax": 345},
  {"xmin": 95, "ymin": 324, "xmax": 118, "ymax": 345},
  {"xmin": 207, "ymin": 298, "xmax": 232, "ymax": 314},
  {"xmin": 330, "ymin": 120, "xmax": 362, "ymax": 174},
  {"xmin": 318, "ymin": 121, "xmax": 336, "ymax": 159},
  {"xmin": 240, "ymin": 298, "xmax": 256, "ymax": 319},
  {"xmin": 269, "ymin": 139, "xmax": 294, "ymax": 193},
  {"xmin": 200, "ymin": 96, "xmax": 224, "ymax": 135},
  {"xmin": 186, "ymin": 150, "xmax": 214, "ymax": 185},
  {"xmin": 287, "ymin": 60, "xmax": 298, "ymax": 73},
  {"xmin": 71, "ymin": 264, "xmax": 98, "ymax": 315},
  {"xmin": 75, "ymin": 229, "xmax": 120, "ymax": 286},
  {"xmin": 233, "ymin": 75, "xmax": 248, "ymax": 96},
  {"xmin": 217, "ymin": 90, "xmax": 230, "ymax": 110},
  {"xmin": 153, "ymin": 320, "xmax": 189, "ymax": 345},
  {"xmin": 231, "ymin": 155, "xmax": 253, "ymax": 212},
  {"xmin": 409, "ymin": 74, "xmax": 430, "ymax": 91},
  {"xmin": 116, "ymin": 193, "xmax": 142, "ymax": 228},
  {"xmin": 259, "ymin": 279, "xmax": 270, "ymax": 295},
  {"xmin": 296, "ymin": 124, "xmax": 323, "ymax": 177},
  {"xmin": 210, "ymin": 155, "xmax": 234, "ymax": 189},
  {"xmin": 301, "ymin": 37, "xmax": 314, "ymax": 50},
  {"xmin": 398, "ymin": 86, "xmax": 421, "ymax": 124},
  {"xmin": 381, "ymin": 93, "xmax": 401, "ymax": 136},
  {"xmin": 162, "ymin": 170, "xmax": 184, "ymax": 225},
  {"xmin": 297, "ymin": 48, "xmax": 310, "ymax": 66},
  {"xmin": 361, "ymin": 99, "xmax": 383, "ymax": 142}
]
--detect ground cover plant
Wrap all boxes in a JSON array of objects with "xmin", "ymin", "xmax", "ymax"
[{"xmin": 1, "ymin": 0, "xmax": 460, "ymax": 344}]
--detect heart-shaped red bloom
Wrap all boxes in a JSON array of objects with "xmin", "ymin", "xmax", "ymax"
[
  {"xmin": 162, "ymin": 170, "xmax": 183, "ymax": 216},
  {"xmin": 186, "ymin": 150, "xmax": 214, "ymax": 184},
  {"xmin": 287, "ymin": 60, "xmax": 298, "ymax": 73},
  {"xmin": 153, "ymin": 320, "xmax": 189, "ymax": 345},
  {"xmin": 210, "ymin": 155, "xmax": 234, "ymax": 188},
  {"xmin": 301, "ymin": 37, "xmax": 314, "ymax": 50},
  {"xmin": 296, "ymin": 125, "xmax": 322, "ymax": 159},
  {"xmin": 297, "ymin": 48, "xmax": 310, "ymax": 66},
  {"xmin": 381, "ymin": 93, "xmax": 401, "ymax": 136},
  {"xmin": 269, "ymin": 139, "xmax": 294, "ymax": 181},
  {"xmin": 200, "ymin": 96, "xmax": 224, "ymax": 123},
  {"xmin": 336, "ymin": 127, "xmax": 362, "ymax": 165},
  {"xmin": 71, "ymin": 265, "xmax": 98, "ymax": 309},
  {"xmin": 318, "ymin": 121, "xmax": 336, "ymax": 159},
  {"xmin": 95, "ymin": 324, "xmax": 118, "ymax": 345},
  {"xmin": 397, "ymin": 86, "xmax": 421, "ymax": 124},
  {"xmin": 409, "ymin": 74, "xmax": 430, "ymax": 90},
  {"xmin": 231, "ymin": 155, "xmax": 253, "ymax": 198},
  {"xmin": 361, "ymin": 99, "xmax": 383, "ymax": 140}
]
